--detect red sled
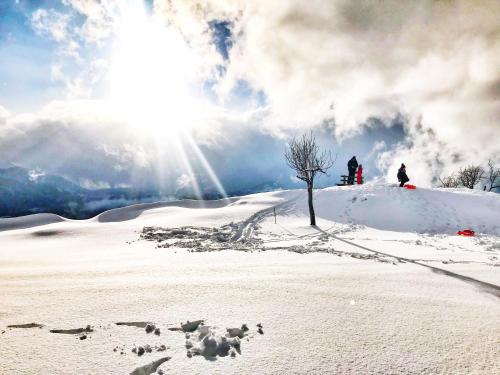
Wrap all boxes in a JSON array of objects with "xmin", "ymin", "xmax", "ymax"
[
  {"xmin": 457, "ymin": 229, "xmax": 475, "ymax": 237},
  {"xmin": 404, "ymin": 184, "xmax": 416, "ymax": 190}
]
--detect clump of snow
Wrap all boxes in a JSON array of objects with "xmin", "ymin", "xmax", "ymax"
[
  {"xmin": 141, "ymin": 223, "xmax": 255, "ymax": 252},
  {"xmin": 167, "ymin": 319, "xmax": 205, "ymax": 333},
  {"xmin": 184, "ymin": 324, "xmax": 243, "ymax": 359},
  {"xmin": 226, "ymin": 324, "xmax": 249, "ymax": 339},
  {"xmin": 113, "ymin": 345, "xmax": 126, "ymax": 355},
  {"xmin": 131, "ymin": 344, "xmax": 167, "ymax": 356},
  {"xmin": 170, "ymin": 321, "xmax": 263, "ymax": 359}
]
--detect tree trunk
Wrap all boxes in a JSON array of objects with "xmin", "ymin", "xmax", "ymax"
[{"xmin": 307, "ymin": 183, "xmax": 316, "ymax": 226}]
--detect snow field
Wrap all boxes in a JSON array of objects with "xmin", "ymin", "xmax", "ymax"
[{"xmin": 1, "ymin": 183, "xmax": 499, "ymax": 374}]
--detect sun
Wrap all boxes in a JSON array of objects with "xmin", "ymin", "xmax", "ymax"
[
  {"xmin": 104, "ymin": 2, "xmax": 228, "ymax": 200},
  {"xmin": 107, "ymin": 2, "xmax": 202, "ymax": 137}
]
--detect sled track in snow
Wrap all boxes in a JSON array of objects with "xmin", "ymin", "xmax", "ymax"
[
  {"xmin": 139, "ymin": 190, "xmax": 500, "ymax": 299},
  {"xmin": 140, "ymin": 193, "xmax": 303, "ymax": 251},
  {"xmin": 231, "ymin": 193, "xmax": 302, "ymax": 243},
  {"xmin": 313, "ymin": 227, "xmax": 500, "ymax": 299}
]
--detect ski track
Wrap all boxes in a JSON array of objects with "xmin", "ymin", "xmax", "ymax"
[
  {"xmin": 232, "ymin": 186, "xmax": 500, "ymax": 298},
  {"xmin": 230, "ymin": 193, "xmax": 302, "ymax": 243},
  {"xmin": 314, "ymin": 228, "xmax": 500, "ymax": 299}
]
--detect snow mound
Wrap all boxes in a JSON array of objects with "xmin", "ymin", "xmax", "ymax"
[
  {"xmin": 95, "ymin": 198, "xmax": 237, "ymax": 223},
  {"xmin": 301, "ymin": 183, "xmax": 500, "ymax": 235},
  {"xmin": 0, "ymin": 213, "xmax": 66, "ymax": 232}
]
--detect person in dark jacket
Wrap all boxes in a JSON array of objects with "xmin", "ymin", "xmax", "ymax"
[
  {"xmin": 397, "ymin": 163, "xmax": 409, "ymax": 187},
  {"xmin": 347, "ymin": 157, "xmax": 358, "ymax": 185}
]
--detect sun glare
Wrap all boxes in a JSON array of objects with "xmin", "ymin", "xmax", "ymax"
[
  {"xmin": 107, "ymin": 2, "xmax": 202, "ymax": 137},
  {"xmin": 104, "ymin": 2, "xmax": 228, "ymax": 200}
]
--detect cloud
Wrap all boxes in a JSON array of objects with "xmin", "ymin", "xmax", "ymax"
[
  {"xmin": 31, "ymin": 8, "xmax": 72, "ymax": 43},
  {"xmin": 6, "ymin": 1, "xmax": 500, "ymax": 189},
  {"xmin": 0, "ymin": 105, "xmax": 9, "ymax": 126},
  {"xmin": 62, "ymin": 0, "xmax": 117, "ymax": 45},
  {"xmin": 0, "ymin": 100, "xmax": 155, "ymax": 186},
  {"xmin": 30, "ymin": 2, "xmax": 116, "ymax": 100},
  {"xmin": 0, "ymin": 99, "xmax": 280, "ymax": 190},
  {"xmin": 176, "ymin": 174, "xmax": 192, "ymax": 190},
  {"xmin": 157, "ymin": 0, "xmax": 500, "ymax": 185}
]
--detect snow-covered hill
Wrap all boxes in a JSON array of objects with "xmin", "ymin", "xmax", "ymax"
[
  {"xmin": 304, "ymin": 183, "xmax": 500, "ymax": 235},
  {"xmin": 1, "ymin": 182, "xmax": 498, "ymax": 235},
  {"xmin": 0, "ymin": 183, "xmax": 499, "ymax": 374}
]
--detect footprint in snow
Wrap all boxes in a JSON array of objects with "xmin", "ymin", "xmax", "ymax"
[
  {"xmin": 7, "ymin": 323, "xmax": 44, "ymax": 329},
  {"xmin": 115, "ymin": 322, "xmax": 152, "ymax": 328},
  {"xmin": 130, "ymin": 356, "xmax": 171, "ymax": 375},
  {"xmin": 50, "ymin": 325, "xmax": 93, "ymax": 334}
]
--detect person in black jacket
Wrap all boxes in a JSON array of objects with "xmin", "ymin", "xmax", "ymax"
[
  {"xmin": 397, "ymin": 163, "xmax": 409, "ymax": 187},
  {"xmin": 347, "ymin": 156, "xmax": 358, "ymax": 185}
]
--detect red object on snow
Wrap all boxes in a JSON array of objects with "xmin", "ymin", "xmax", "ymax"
[
  {"xmin": 457, "ymin": 229, "xmax": 475, "ymax": 237},
  {"xmin": 404, "ymin": 184, "xmax": 416, "ymax": 189},
  {"xmin": 356, "ymin": 166, "xmax": 363, "ymax": 185}
]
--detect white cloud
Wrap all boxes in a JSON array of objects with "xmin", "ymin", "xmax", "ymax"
[
  {"xmin": 31, "ymin": 9, "xmax": 72, "ymax": 43},
  {"xmin": 31, "ymin": 2, "xmax": 117, "ymax": 100},
  {"xmin": 176, "ymin": 174, "xmax": 192, "ymax": 189},
  {"xmin": 366, "ymin": 141, "xmax": 387, "ymax": 161},
  {"xmin": 14, "ymin": 1, "xmax": 500, "ymax": 188},
  {"xmin": 62, "ymin": 0, "xmax": 117, "ymax": 45},
  {"xmin": 156, "ymin": 0, "xmax": 500, "ymax": 186},
  {"xmin": 79, "ymin": 179, "xmax": 111, "ymax": 190},
  {"xmin": 0, "ymin": 99, "xmax": 273, "ymax": 188},
  {"xmin": 0, "ymin": 105, "xmax": 10, "ymax": 124}
]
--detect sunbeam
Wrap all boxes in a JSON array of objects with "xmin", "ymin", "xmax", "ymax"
[
  {"xmin": 103, "ymin": 0, "xmax": 228, "ymax": 200},
  {"xmin": 183, "ymin": 131, "xmax": 229, "ymax": 199},
  {"xmin": 174, "ymin": 137, "xmax": 204, "ymax": 202}
]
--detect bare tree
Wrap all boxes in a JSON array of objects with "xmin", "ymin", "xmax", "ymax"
[
  {"xmin": 484, "ymin": 159, "xmax": 500, "ymax": 192},
  {"xmin": 457, "ymin": 165, "xmax": 484, "ymax": 189},
  {"xmin": 439, "ymin": 174, "xmax": 460, "ymax": 188},
  {"xmin": 285, "ymin": 133, "xmax": 334, "ymax": 226}
]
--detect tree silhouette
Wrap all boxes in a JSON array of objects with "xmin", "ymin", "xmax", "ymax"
[
  {"xmin": 457, "ymin": 165, "xmax": 484, "ymax": 189},
  {"xmin": 484, "ymin": 159, "xmax": 500, "ymax": 192},
  {"xmin": 285, "ymin": 133, "xmax": 334, "ymax": 225}
]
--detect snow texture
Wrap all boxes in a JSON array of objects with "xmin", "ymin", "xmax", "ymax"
[{"xmin": 0, "ymin": 183, "xmax": 499, "ymax": 374}]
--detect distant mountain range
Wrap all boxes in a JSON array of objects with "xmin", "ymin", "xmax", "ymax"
[
  {"xmin": 0, "ymin": 166, "xmax": 286, "ymax": 219},
  {"xmin": 0, "ymin": 166, "xmax": 171, "ymax": 219}
]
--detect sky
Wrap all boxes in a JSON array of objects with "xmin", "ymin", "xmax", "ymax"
[{"xmin": 0, "ymin": 0, "xmax": 499, "ymax": 195}]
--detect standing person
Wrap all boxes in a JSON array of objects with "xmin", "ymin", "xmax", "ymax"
[
  {"xmin": 347, "ymin": 156, "xmax": 358, "ymax": 185},
  {"xmin": 397, "ymin": 163, "xmax": 409, "ymax": 187},
  {"xmin": 356, "ymin": 164, "xmax": 363, "ymax": 185}
]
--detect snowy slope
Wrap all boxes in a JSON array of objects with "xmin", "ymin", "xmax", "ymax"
[
  {"xmin": 2, "ymin": 183, "xmax": 498, "ymax": 234},
  {"xmin": 0, "ymin": 213, "xmax": 67, "ymax": 232},
  {"xmin": 304, "ymin": 183, "xmax": 500, "ymax": 235},
  {"xmin": 0, "ymin": 184, "xmax": 499, "ymax": 375}
]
